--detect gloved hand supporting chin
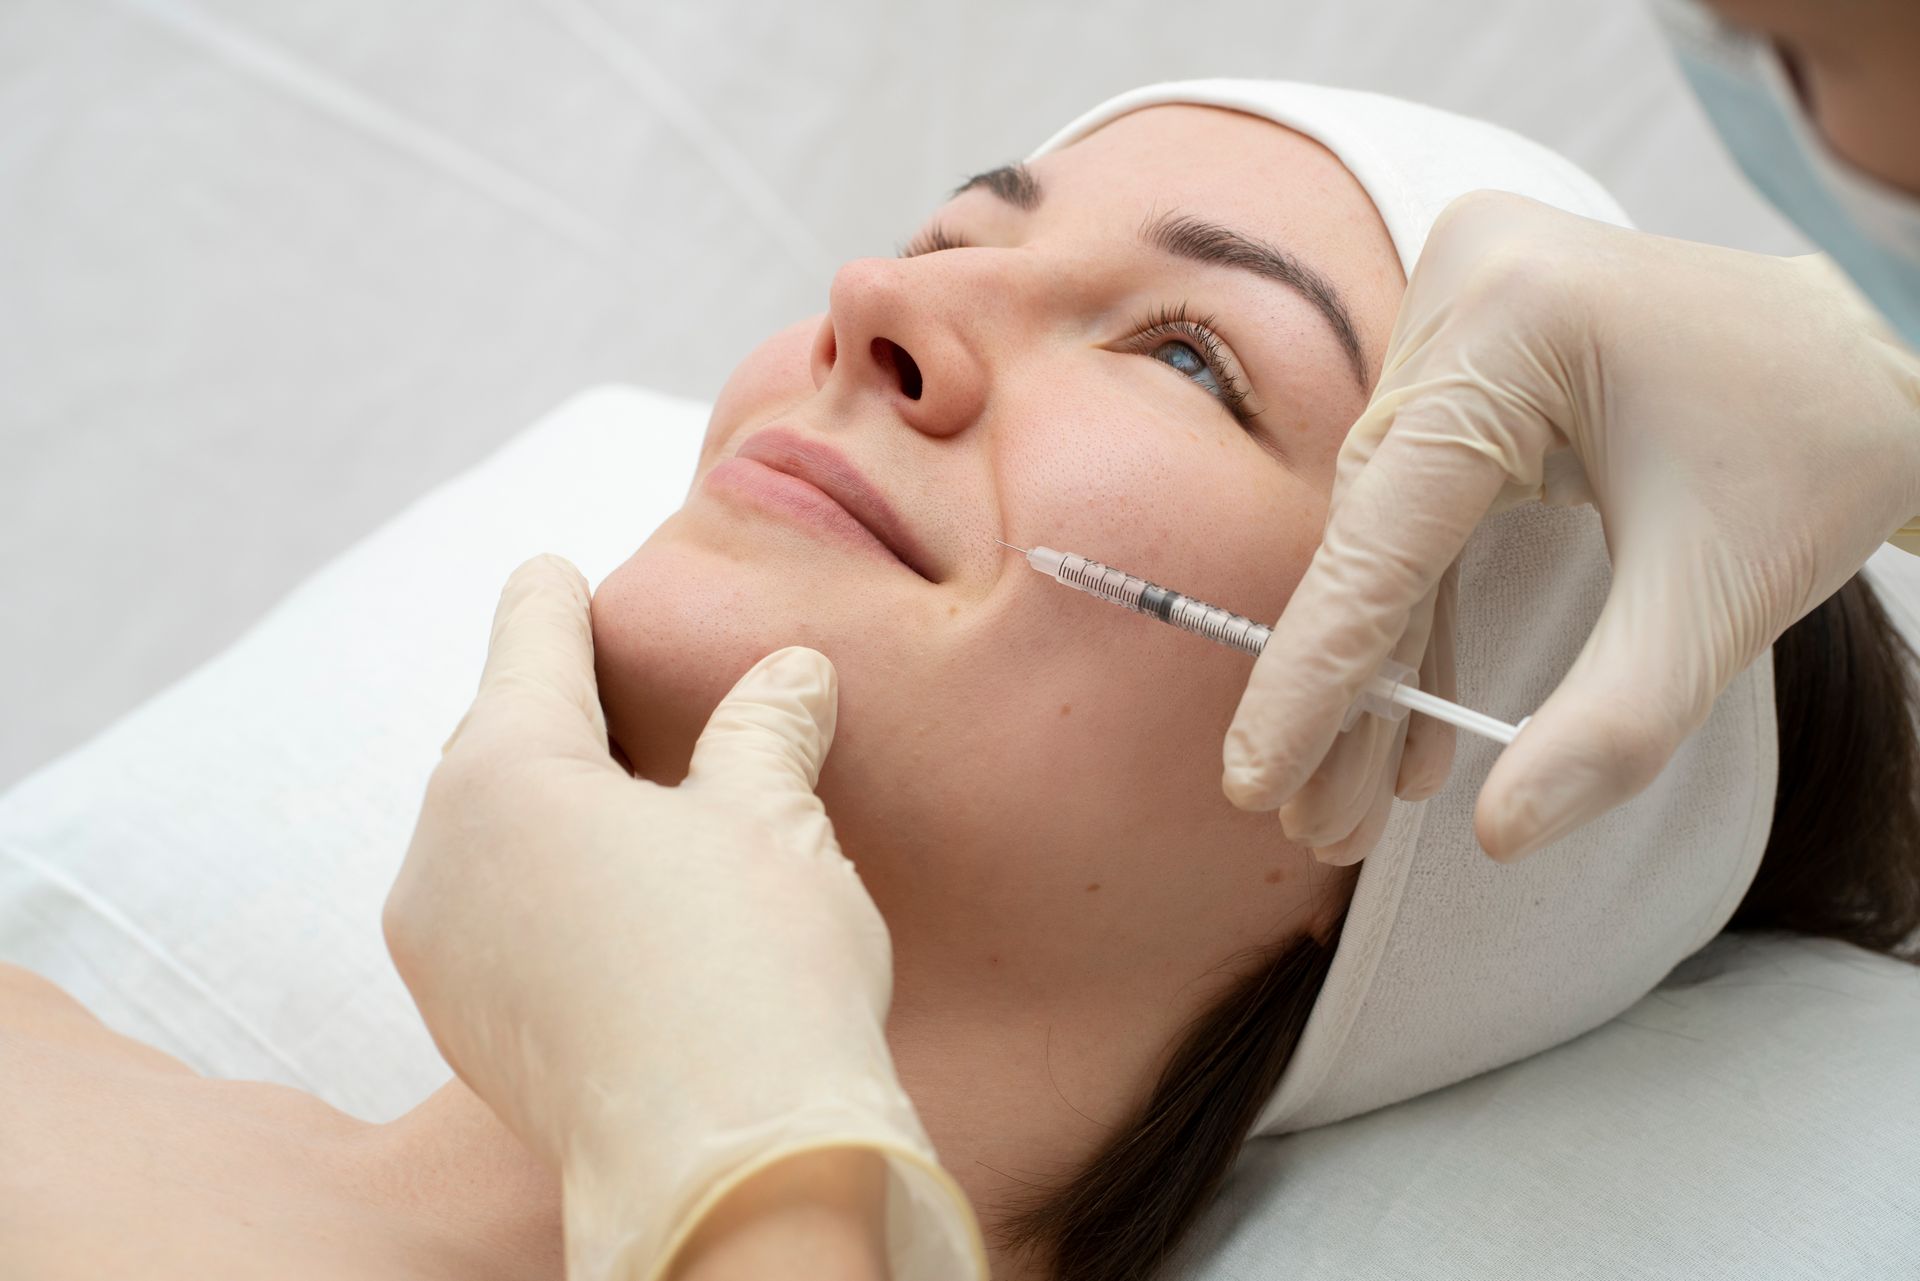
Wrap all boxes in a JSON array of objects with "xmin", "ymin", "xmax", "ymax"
[{"xmin": 386, "ymin": 555, "xmax": 987, "ymax": 1281}]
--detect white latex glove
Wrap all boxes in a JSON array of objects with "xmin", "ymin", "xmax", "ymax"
[
  {"xmin": 1222, "ymin": 191, "xmax": 1920, "ymax": 863},
  {"xmin": 384, "ymin": 555, "xmax": 986, "ymax": 1281}
]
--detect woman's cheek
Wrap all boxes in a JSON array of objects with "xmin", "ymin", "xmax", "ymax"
[
  {"xmin": 1020, "ymin": 411, "xmax": 1256, "ymax": 584},
  {"xmin": 701, "ymin": 317, "xmax": 822, "ymax": 458},
  {"xmin": 1041, "ymin": 444, "xmax": 1320, "ymax": 638}
]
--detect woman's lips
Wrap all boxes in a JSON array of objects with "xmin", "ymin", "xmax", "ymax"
[
  {"xmin": 703, "ymin": 455, "xmax": 930, "ymax": 581},
  {"xmin": 705, "ymin": 427, "xmax": 939, "ymax": 581}
]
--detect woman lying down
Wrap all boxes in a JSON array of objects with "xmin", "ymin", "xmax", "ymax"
[{"xmin": 6, "ymin": 81, "xmax": 1919, "ymax": 1281}]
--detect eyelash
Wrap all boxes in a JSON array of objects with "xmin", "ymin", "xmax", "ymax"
[
  {"xmin": 901, "ymin": 222, "xmax": 968, "ymax": 257},
  {"xmin": 899, "ymin": 226, "xmax": 1256, "ymax": 427},
  {"xmin": 1125, "ymin": 302, "xmax": 1254, "ymax": 424}
]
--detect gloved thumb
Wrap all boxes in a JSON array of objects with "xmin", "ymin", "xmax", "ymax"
[
  {"xmin": 1473, "ymin": 567, "xmax": 1712, "ymax": 861},
  {"xmin": 685, "ymin": 646, "xmax": 839, "ymax": 796},
  {"xmin": 446, "ymin": 554, "xmax": 613, "ymax": 764}
]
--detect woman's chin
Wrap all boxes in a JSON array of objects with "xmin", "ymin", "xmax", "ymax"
[{"xmin": 589, "ymin": 528, "xmax": 856, "ymax": 785}]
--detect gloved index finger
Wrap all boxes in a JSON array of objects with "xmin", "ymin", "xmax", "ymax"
[
  {"xmin": 1222, "ymin": 415, "xmax": 1513, "ymax": 811},
  {"xmin": 447, "ymin": 554, "xmax": 613, "ymax": 765},
  {"xmin": 686, "ymin": 646, "xmax": 839, "ymax": 798}
]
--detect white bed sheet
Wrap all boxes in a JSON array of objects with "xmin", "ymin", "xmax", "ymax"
[{"xmin": 0, "ymin": 0, "xmax": 1810, "ymax": 786}]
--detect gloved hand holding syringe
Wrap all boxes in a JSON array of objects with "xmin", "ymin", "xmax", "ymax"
[{"xmin": 996, "ymin": 541, "xmax": 1527, "ymax": 747}]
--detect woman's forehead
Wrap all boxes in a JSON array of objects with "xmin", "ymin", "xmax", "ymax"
[
  {"xmin": 1024, "ymin": 104, "xmax": 1403, "ymax": 349},
  {"xmin": 1037, "ymin": 107, "xmax": 1375, "ymax": 234}
]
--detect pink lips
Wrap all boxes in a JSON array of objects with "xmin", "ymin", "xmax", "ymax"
[{"xmin": 713, "ymin": 426, "xmax": 937, "ymax": 581}]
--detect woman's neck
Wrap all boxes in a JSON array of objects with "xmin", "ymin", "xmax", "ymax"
[
  {"xmin": 365, "ymin": 1033, "xmax": 1117, "ymax": 1281},
  {"xmin": 362, "ymin": 988, "xmax": 1181, "ymax": 1281},
  {"xmin": 885, "ymin": 971, "xmax": 1208, "ymax": 1281},
  {"xmin": 362, "ymin": 1082, "xmax": 565, "ymax": 1279}
]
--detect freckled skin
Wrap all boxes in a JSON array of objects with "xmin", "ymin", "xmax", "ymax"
[{"xmin": 586, "ymin": 105, "xmax": 1400, "ymax": 1267}]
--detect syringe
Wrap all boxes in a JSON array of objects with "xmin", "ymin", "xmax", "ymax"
[{"xmin": 997, "ymin": 541, "xmax": 1526, "ymax": 746}]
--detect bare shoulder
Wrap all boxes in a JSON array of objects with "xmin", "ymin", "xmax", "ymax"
[
  {"xmin": 0, "ymin": 968, "xmax": 394, "ymax": 1280},
  {"xmin": 0, "ymin": 962, "xmax": 195, "ymax": 1073},
  {"xmin": 0, "ymin": 961, "xmax": 102, "ymax": 1031},
  {"xmin": 0, "ymin": 960, "xmax": 91, "ymax": 1008}
]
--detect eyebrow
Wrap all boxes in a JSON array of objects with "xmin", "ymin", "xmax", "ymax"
[
  {"xmin": 1141, "ymin": 212, "xmax": 1368, "ymax": 387},
  {"xmin": 953, "ymin": 161, "xmax": 1042, "ymax": 211},
  {"xmin": 953, "ymin": 162, "xmax": 1369, "ymax": 389}
]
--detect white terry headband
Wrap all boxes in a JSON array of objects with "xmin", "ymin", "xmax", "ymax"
[{"xmin": 1029, "ymin": 80, "xmax": 1777, "ymax": 1136}]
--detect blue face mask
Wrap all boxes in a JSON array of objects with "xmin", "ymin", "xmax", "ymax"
[{"xmin": 1655, "ymin": 0, "xmax": 1920, "ymax": 345}]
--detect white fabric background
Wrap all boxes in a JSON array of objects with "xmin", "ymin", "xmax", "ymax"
[
  {"xmin": 0, "ymin": 386, "xmax": 706, "ymax": 1122},
  {"xmin": 0, "ymin": 0, "xmax": 1810, "ymax": 787},
  {"xmin": 1168, "ymin": 932, "xmax": 1920, "ymax": 1280}
]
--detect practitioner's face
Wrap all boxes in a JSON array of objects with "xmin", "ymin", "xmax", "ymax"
[
  {"xmin": 593, "ymin": 103, "xmax": 1402, "ymax": 1087},
  {"xmin": 1701, "ymin": 0, "xmax": 1920, "ymax": 194}
]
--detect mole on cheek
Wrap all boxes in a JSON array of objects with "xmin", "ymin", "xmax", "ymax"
[
  {"xmin": 1264, "ymin": 868, "xmax": 1284, "ymax": 885},
  {"xmin": 947, "ymin": 604, "xmax": 958, "ymax": 616},
  {"xmin": 1059, "ymin": 703, "xmax": 1072, "ymax": 716},
  {"xmin": 1085, "ymin": 882, "xmax": 1101, "ymax": 893}
]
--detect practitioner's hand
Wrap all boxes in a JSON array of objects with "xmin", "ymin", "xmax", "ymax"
[
  {"xmin": 1222, "ymin": 191, "xmax": 1920, "ymax": 862},
  {"xmin": 384, "ymin": 556, "xmax": 985, "ymax": 1281}
]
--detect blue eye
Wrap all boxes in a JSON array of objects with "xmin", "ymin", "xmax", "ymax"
[
  {"xmin": 1131, "ymin": 304, "xmax": 1253, "ymax": 424},
  {"xmin": 1150, "ymin": 340, "xmax": 1225, "ymax": 399}
]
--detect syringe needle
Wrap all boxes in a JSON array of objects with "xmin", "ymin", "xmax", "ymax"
[{"xmin": 994, "ymin": 538, "xmax": 1033, "ymax": 555}]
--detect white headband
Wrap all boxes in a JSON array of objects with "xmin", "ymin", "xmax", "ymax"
[{"xmin": 1031, "ymin": 81, "xmax": 1777, "ymax": 1135}]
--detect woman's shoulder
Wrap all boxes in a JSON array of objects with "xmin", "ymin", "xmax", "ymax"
[
  {"xmin": 0, "ymin": 963, "xmax": 196, "ymax": 1073},
  {"xmin": 0, "ymin": 964, "xmax": 432, "ymax": 1281}
]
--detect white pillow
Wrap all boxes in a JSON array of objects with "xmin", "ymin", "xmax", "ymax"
[
  {"xmin": 0, "ymin": 385, "xmax": 702, "ymax": 1119},
  {"xmin": 2, "ymin": 386, "xmax": 1914, "ymax": 1275},
  {"xmin": 1170, "ymin": 932, "xmax": 1920, "ymax": 1279}
]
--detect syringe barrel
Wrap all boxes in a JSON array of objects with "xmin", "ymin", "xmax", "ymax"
[
  {"xmin": 1162, "ymin": 593, "xmax": 1271, "ymax": 657},
  {"xmin": 1031, "ymin": 548, "xmax": 1272, "ymax": 657},
  {"xmin": 1015, "ymin": 543, "xmax": 1525, "ymax": 747},
  {"xmin": 1032, "ymin": 547, "xmax": 1151, "ymax": 612}
]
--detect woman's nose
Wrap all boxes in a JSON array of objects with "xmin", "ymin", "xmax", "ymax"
[{"xmin": 810, "ymin": 257, "xmax": 989, "ymax": 438}]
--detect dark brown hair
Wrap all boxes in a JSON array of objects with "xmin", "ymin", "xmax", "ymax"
[
  {"xmin": 999, "ymin": 573, "xmax": 1920, "ymax": 1280},
  {"xmin": 1731, "ymin": 576, "xmax": 1920, "ymax": 956}
]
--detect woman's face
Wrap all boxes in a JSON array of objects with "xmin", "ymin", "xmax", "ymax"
[{"xmin": 594, "ymin": 105, "xmax": 1402, "ymax": 1050}]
